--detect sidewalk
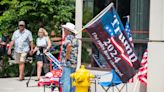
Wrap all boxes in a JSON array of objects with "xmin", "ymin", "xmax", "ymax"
[
  {"xmin": 0, "ymin": 70, "xmax": 142, "ymax": 92},
  {"xmin": 0, "ymin": 77, "xmax": 58, "ymax": 92}
]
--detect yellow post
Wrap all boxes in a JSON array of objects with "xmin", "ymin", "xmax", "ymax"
[{"xmin": 70, "ymin": 65, "xmax": 94, "ymax": 92}]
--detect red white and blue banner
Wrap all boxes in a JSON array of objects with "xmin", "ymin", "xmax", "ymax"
[
  {"xmin": 124, "ymin": 17, "xmax": 135, "ymax": 83},
  {"xmin": 83, "ymin": 3, "xmax": 140, "ymax": 82},
  {"xmin": 124, "ymin": 17, "xmax": 134, "ymax": 47},
  {"xmin": 138, "ymin": 49, "xmax": 148, "ymax": 86},
  {"xmin": 45, "ymin": 52, "xmax": 62, "ymax": 69}
]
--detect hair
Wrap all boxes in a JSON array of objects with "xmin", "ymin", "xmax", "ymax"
[
  {"xmin": 38, "ymin": 28, "xmax": 48, "ymax": 36},
  {"xmin": 18, "ymin": 21, "xmax": 25, "ymax": 26}
]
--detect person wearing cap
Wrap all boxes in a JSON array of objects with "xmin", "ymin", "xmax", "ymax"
[
  {"xmin": 8, "ymin": 21, "xmax": 33, "ymax": 81},
  {"xmin": 60, "ymin": 22, "xmax": 78, "ymax": 92},
  {"xmin": 32, "ymin": 28, "xmax": 51, "ymax": 81}
]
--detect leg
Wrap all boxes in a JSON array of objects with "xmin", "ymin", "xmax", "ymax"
[
  {"xmin": 42, "ymin": 55, "xmax": 49, "ymax": 73},
  {"xmin": 15, "ymin": 53, "xmax": 22, "ymax": 80},
  {"xmin": 37, "ymin": 61, "xmax": 43, "ymax": 80},
  {"xmin": 70, "ymin": 68, "xmax": 75, "ymax": 92},
  {"xmin": 19, "ymin": 62, "xmax": 25, "ymax": 80},
  {"xmin": 19, "ymin": 53, "xmax": 27, "ymax": 80},
  {"xmin": 61, "ymin": 66, "xmax": 72, "ymax": 92}
]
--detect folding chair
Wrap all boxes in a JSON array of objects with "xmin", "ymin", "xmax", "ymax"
[
  {"xmin": 96, "ymin": 69, "xmax": 128, "ymax": 92},
  {"xmin": 37, "ymin": 52, "xmax": 62, "ymax": 92}
]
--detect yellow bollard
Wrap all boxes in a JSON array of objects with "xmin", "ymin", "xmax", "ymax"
[{"xmin": 70, "ymin": 65, "xmax": 94, "ymax": 92}]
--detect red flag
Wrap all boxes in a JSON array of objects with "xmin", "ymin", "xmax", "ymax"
[{"xmin": 138, "ymin": 49, "xmax": 148, "ymax": 86}]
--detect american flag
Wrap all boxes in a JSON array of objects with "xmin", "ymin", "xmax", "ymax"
[
  {"xmin": 84, "ymin": 3, "xmax": 140, "ymax": 82},
  {"xmin": 124, "ymin": 18, "xmax": 134, "ymax": 47},
  {"xmin": 124, "ymin": 18, "xmax": 134, "ymax": 83},
  {"xmin": 137, "ymin": 49, "xmax": 148, "ymax": 86}
]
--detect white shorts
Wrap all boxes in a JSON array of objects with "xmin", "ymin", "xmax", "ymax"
[{"xmin": 15, "ymin": 52, "xmax": 27, "ymax": 63}]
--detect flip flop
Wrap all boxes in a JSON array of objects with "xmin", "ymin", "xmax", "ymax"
[
  {"xmin": 18, "ymin": 78, "xmax": 24, "ymax": 81},
  {"xmin": 35, "ymin": 78, "xmax": 40, "ymax": 81}
]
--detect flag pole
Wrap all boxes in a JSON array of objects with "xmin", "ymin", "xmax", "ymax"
[
  {"xmin": 75, "ymin": 0, "xmax": 83, "ymax": 70},
  {"xmin": 123, "ymin": 15, "xmax": 130, "ymax": 22},
  {"xmin": 83, "ymin": 3, "xmax": 114, "ymax": 29},
  {"xmin": 75, "ymin": 3, "xmax": 114, "ymax": 35},
  {"xmin": 133, "ymin": 79, "xmax": 139, "ymax": 92},
  {"xmin": 75, "ymin": 2, "xmax": 113, "ymax": 70},
  {"xmin": 75, "ymin": 2, "xmax": 114, "ymax": 70}
]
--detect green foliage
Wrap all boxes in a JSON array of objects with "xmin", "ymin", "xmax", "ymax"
[
  {"xmin": 0, "ymin": 0, "xmax": 75, "ymax": 37},
  {"xmin": 0, "ymin": 55, "xmax": 18, "ymax": 77},
  {"xmin": 0, "ymin": 0, "xmax": 75, "ymax": 77},
  {"xmin": 0, "ymin": 59, "xmax": 34, "ymax": 78}
]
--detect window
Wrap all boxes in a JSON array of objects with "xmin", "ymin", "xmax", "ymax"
[{"xmin": 82, "ymin": 0, "xmax": 149, "ymax": 68}]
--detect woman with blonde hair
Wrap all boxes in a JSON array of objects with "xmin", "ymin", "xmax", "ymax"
[{"xmin": 33, "ymin": 28, "xmax": 51, "ymax": 81}]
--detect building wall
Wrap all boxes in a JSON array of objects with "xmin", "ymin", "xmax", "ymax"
[{"xmin": 148, "ymin": 0, "xmax": 164, "ymax": 91}]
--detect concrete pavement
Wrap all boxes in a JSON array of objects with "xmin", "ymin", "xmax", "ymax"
[
  {"xmin": 0, "ymin": 70, "xmax": 145, "ymax": 92},
  {"xmin": 0, "ymin": 77, "xmax": 57, "ymax": 92}
]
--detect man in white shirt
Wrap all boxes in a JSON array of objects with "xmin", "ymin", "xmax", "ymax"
[{"xmin": 8, "ymin": 21, "xmax": 33, "ymax": 81}]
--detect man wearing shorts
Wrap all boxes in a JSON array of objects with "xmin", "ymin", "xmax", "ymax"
[{"xmin": 8, "ymin": 21, "xmax": 33, "ymax": 81}]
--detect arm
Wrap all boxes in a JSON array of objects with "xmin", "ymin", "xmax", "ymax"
[
  {"xmin": 8, "ymin": 32, "xmax": 15, "ymax": 55},
  {"xmin": 7, "ymin": 40, "xmax": 14, "ymax": 55},
  {"xmin": 29, "ymin": 41, "xmax": 34, "ymax": 55},
  {"xmin": 66, "ymin": 44, "xmax": 72, "ymax": 60},
  {"xmin": 33, "ymin": 46, "xmax": 38, "ymax": 54},
  {"xmin": 28, "ymin": 32, "xmax": 34, "ymax": 55},
  {"xmin": 44, "ymin": 37, "xmax": 52, "ymax": 53},
  {"xmin": 47, "ymin": 37, "xmax": 52, "ymax": 50},
  {"xmin": 0, "ymin": 41, "xmax": 6, "ymax": 46},
  {"xmin": 8, "ymin": 40, "xmax": 14, "ymax": 50},
  {"xmin": 30, "ymin": 41, "xmax": 34, "ymax": 51}
]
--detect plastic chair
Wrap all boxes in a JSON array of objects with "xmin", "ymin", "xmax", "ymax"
[{"xmin": 96, "ymin": 69, "xmax": 128, "ymax": 92}]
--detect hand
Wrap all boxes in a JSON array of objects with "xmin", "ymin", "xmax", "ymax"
[
  {"xmin": 32, "ymin": 47, "xmax": 38, "ymax": 54},
  {"xmin": 29, "ymin": 50, "xmax": 33, "ymax": 56},
  {"xmin": 66, "ymin": 53, "xmax": 70, "ymax": 60},
  {"xmin": 58, "ymin": 66, "xmax": 62, "ymax": 70},
  {"xmin": 44, "ymin": 49, "xmax": 48, "ymax": 53},
  {"xmin": 32, "ymin": 50, "xmax": 35, "ymax": 54},
  {"xmin": 8, "ymin": 49, "xmax": 11, "ymax": 55},
  {"xmin": 32, "ymin": 49, "xmax": 36, "ymax": 54}
]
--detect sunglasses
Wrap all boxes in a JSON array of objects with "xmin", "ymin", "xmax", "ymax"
[{"xmin": 19, "ymin": 25, "xmax": 24, "ymax": 27}]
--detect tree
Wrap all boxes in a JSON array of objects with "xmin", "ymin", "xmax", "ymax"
[
  {"xmin": 0, "ymin": 0, "xmax": 75, "ymax": 38},
  {"xmin": 0, "ymin": 0, "xmax": 75, "ymax": 77}
]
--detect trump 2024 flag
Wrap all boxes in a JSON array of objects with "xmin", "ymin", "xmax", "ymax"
[{"xmin": 83, "ymin": 3, "xmax": 140, "ymax": 82}]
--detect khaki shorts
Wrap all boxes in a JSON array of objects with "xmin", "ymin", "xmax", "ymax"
[{"xmin": 15, "ymin": 52, "xmax": 27, "ymax": 64}]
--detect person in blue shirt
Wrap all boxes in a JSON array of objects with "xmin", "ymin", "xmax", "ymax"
[
  {"xmin": 8, "ymin": 21, "xmax": 33, "ymax": 81},
  {"xmin": 60, "ymin": 22, "xmax": 78, "ymax": 92}
]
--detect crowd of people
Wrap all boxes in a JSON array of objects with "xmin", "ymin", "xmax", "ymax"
[{"xmin": 3, "ymin": 20, "xmax": 78, "ymax": 92}]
